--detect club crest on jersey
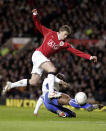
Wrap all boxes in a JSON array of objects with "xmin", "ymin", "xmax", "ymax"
[
  {"xmin": 48, "ymin": 39, "xmax": 59, "ymax": 50},
  {"xmin": 59, "ymin": 41, "xmax": 64, "ymax": 46}
]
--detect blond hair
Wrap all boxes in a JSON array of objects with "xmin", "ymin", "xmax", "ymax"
[{"xmin": 59, "ymin": 25, "xmax": 71, "ymax": 35}]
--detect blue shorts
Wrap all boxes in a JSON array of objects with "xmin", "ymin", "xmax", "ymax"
[{"xmin": 44, "ymin": 92, "xmax": 75, "ymax": 117}]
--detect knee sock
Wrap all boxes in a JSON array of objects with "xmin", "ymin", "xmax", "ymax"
[
  {"xmin": 11, "ymin": 79, "xmax": 28, "ymax": 88},
  {"xmin": 69, "ymin": 99, "xmax": 81, "ymax": 108},
  {"xmin": 47, "ymin": 73, "xmax": 55, "ymax": 94},
  {"xmin": 69, "ymin": 99, "xmax": 91, "ymax": 109}
]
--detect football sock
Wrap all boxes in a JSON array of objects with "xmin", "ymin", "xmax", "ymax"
[
  {"xmin": 47, "ymin": 73, "xmax": 55, "ymax": 94},
  {"xmin": 81, "ymin": 103, "xmax": 91, "ymax": 109},
  {"xmin": 69, "ymin": 99, "xmax": 81, "ymax": 108},
  {"xmin": 11, "ymin": 79, "xmax": 27, "ymax": 88},
  {"xmin": 69, "ymin": 99, "xmax": 91, "ymax": 109}
]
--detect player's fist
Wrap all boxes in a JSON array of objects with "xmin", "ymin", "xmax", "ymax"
[
  {"xmin": 90, "ymin": 56, "xmax": 97, "ymax": 63},
  {"xmin": 32, "ymin": 9, "xmax": 38, "ymax": 15}
]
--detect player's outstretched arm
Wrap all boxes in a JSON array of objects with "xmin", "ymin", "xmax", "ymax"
[
  {"xmin": 55, "ymin": 75, "xmax": 71, "ymax": 88},
  {"xmin": 66, "ymin": 44, "xmax": 97, "ymax": 62},
  {"xmin": 32, "ymin": 9, "xmax": 51, "ymax": 36},
  {"xmin": 60, "ymin": 80, "xmax": 71, "ymax": 88},
  {"xmin": 34, "ymin": 96, "xmax": 44, "ymax": 116}
]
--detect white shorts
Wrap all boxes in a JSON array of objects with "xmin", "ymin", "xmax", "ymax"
[{"xmin": 31, "ymin": 51, "xmax": 50, "ymax": 76}]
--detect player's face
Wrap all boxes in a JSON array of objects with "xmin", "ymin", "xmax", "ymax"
[{"xmin": 59, "ymin": 31, "xmax": 69, "ymax": 40}]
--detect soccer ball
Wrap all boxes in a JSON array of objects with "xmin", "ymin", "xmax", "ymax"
[{"xmin": 75, "ymin": 92, "xmax": 87, "ymax": 105}]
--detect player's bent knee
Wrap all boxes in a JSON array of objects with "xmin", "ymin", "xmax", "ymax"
[{"xmin": 29, "ymin": 79, "xmax": 38, "ymax": 86}]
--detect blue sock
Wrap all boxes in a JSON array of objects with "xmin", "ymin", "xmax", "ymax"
[
  {"xmin": 69, "ymin": 99, "xmax": 81, "ymax": 108},
  {"xmin": 81, "ymin": 103, "xmax": 91, "ymax": 109},
  {"xmin": 69, "ymin": 99, "xmax": 91, "ymax": 109}
]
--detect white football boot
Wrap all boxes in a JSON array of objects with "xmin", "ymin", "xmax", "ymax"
[
  {"xmin": 48, "ymin": 91, "xmax": 61, "ymax": 99},
  {"xmin": 2, "ymin": 81, "xmax": 12, "ymax": 95}
]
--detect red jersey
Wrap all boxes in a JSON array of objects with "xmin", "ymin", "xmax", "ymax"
[{"xmin": 33, "ymin": 15, "xmax": 91, "ymax": 60}]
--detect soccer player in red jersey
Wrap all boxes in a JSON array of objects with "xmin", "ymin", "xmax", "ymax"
[{"xmin": 2, "ymin": 9, "xmax": 97, "ymax": 98}]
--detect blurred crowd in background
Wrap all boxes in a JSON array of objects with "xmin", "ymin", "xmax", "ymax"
[
  {"xmin": 0, "ymin": 0, "xmax": 105, "ymax": 103},
  {"xmin": 0, "ymin": 0, "xmax": 105, "ymax": 45}
]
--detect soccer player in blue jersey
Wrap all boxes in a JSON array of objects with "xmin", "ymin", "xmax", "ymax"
[{"xmin": 34, "ymin": 73, "xmax": 103, "ymax": 117}]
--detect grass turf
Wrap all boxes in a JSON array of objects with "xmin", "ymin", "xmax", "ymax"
[{"xmin": 0, "ymin": 106, "xmax": 106, "ymax": 131}]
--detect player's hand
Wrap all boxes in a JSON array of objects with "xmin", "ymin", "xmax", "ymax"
[
  {"xmin": 32, "ymin": 9, "xmax": 38, "ymax": 15},
  {"xmin": 60, "ymin": 80, "xmax": 71, "ymax": 88},
  {"xmin": 34, "ymin": 113, "xmax": 38, "ymax": 117},
  {"xmin": 90, "ymin": 56, "xmax": 97, "ymax": 63}
]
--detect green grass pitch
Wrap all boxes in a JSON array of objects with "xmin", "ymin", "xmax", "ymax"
[{"xmin": 0, "ymin": 106, "xmax": 106, "ymax": 131}]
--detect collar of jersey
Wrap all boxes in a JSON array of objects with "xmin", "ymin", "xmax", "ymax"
[{"xmin": 57, "ymin": 32, "xmax": 61, "ymax": 40}]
